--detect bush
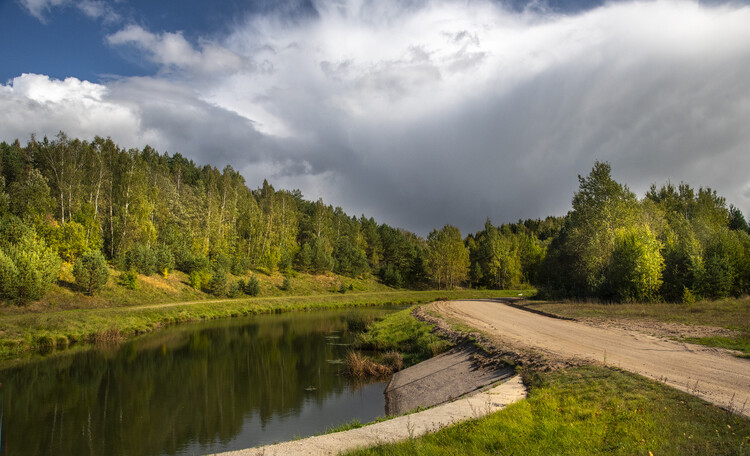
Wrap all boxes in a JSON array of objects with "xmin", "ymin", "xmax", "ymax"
[
  {"xmin": 231, "ymin": 256, "xmax": 252, "ymax": 276},
  {"xmin": 207, "ymin": 269, "xmax": 228, "ymax": 296},
  {"xmin": 228, "ymin": 281, "xmax": 244, "ymax": 298},
  {"xmin": 280, "ymin": 276, "xmax": 291, "ymax": 291},
  {"xmin": 119, "ymin": 270, "xmax": 138, "ymax": 290},
  {"xmin": 188, "ymin": 269, "xmax": 211, "ymax": 291},
  {"xmin": 73, "ymin": 250, "xmax": 109, "ymax": 295},
  {"xmin": 52, "ymin": 221, "xmax": 88, "ymax": 263},
  {"xmin": 154, "ymin": 246, "xmax": 175, "ymax": 277},
  {"xmin": 681, "ymin": 287, "xmax": 696, "ymax": 305},
  {"xmin": 119, "ymin": 244, "xmax": 157, "ymax": 276},
  {"xmin": 0, "ymin": 234, "xmax": 61, "ymax": 304},
  {"xmin": 176, "ymin": 251, "xmax": 209, "ymax": 274},
  {"xmin": 244, "ymin": 276, "xmax": 260, "ymax": 296}
]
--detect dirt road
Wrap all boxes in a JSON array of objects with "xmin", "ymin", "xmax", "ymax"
[{"xmin": 433, "ymin": 299, "xmax": 750, "ymax": 417}]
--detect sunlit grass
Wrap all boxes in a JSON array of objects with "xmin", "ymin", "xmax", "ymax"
[{"xmin": 347, "ymin": 365, "xmax": 750, "ymax": 455}]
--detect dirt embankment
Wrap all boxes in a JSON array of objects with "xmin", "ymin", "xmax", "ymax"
[{"xmin": 427, "ymin": 299, "xmax": 750, "ymax": 418}]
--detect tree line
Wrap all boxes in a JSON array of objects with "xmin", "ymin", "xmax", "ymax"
[
  {"xmin": 0, "ymin": 133, "xmax": 437, "ymax": 303},
  {"xmin": 1, "ymin": 133, "xmax": 748, "ymax": 304}
]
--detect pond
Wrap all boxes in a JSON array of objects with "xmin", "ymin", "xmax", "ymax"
[{"xmin": 0, "ymin": 306, "xmax": 402, "ymax": 456}]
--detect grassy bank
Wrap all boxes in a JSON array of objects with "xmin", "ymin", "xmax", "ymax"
[
  {"xmin": 2, "ymin": 265, "xmax": 396, "ymax": 315},
  {"xmin": 0, "ymin": 289, "xmax": 519, "ymax": 360},
  {"xmin": 348, "ymin": 365, "xmax": 750, "ymax": 455},
  {"xmin": 355, "ymin": 306, "xmax": 451, "ymax": 366},
  {"xmin": 521, "ymin": 297, "xmax": 750, "ymax": 356}
]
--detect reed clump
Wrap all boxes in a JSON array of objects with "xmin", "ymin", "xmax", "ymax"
[{"xmin": 346, "ymin": 350, "xmax": 403, "ymax": 378}]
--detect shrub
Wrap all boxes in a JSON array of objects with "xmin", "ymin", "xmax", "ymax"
[
  {"xmin": 188, "ymin": 269, "xmax": 210, "ymax": 291},
  {"xmin": 231, "ymin": 256, "xmax": 252, "ymax": 276},
  {"xmin": 207, "ymin": 269, "xmax": 228, "ymax": 296},
  {"xmin": 73, "ymin": 250, "xmax": 109, "ymax": 295},
  {"xmin": 280, "ymin": 276, "xmax": 291, "ymax": 291},
  {"xmin": 228, "ymin": 281, "xmax": 244, "ymax": 298},
  {"xmin": 0, "ymin": 234, "xmax": 61, "ymax": 304},
  {"xmin": 119, "ymin": 270, "xmax": 138, "ymax": 290},
  {"xmin": 244, "ymin": 276, "xmax": 260, "ymax": 296},
  {"xmin": 176, "ymin": 251, "xmax": 209, "ymax": 274},
  {"xmin": 119, "ymin": 244, "xmax": 157, "ymax": 275},
  {"xmin": 154, "ymin": 246, "xmax": 175, "ymax": 277},
  {"xmin": 681, "ymin": 287, "xmax": 696, "ymax": 305}
]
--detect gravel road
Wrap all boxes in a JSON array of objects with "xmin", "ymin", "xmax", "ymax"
[{"xmin": 433, "ymin": 299, "xmax": 750, "ymax": 417}]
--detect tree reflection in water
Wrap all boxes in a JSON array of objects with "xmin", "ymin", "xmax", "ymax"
[{"xmin": 0, "ymin": 308, "xmax": 396, "ymax": 456}]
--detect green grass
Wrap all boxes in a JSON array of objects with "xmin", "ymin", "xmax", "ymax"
[
  {"xmin": 682, "ymin": 336, "xmax": 750, "ymax": 358},
  {"xmin": 2, "ymin": 265, "xmax": 397, "ymax": 315},
  {"xmin": 522, "ymin": 297, "xmax": 750, "ymax": 331},
  {"xmin": 347, "ymin": 365, "xmax": 750, "ymax": 455},
  {"xmin": 0, "ymin": 289, "xmax": 520, "ymax": 360},
  {"xmin": 522, "ymin": 297, "xmax": 750, "ymax": 356},
  {"xmin": 355, "ymin": 306, "xmax": 451, "ymax": 366}
]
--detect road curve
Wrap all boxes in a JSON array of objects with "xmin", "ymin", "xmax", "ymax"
[{"xmin": 433, "ymin": 299, "xmax": 750, "ymax": 417}]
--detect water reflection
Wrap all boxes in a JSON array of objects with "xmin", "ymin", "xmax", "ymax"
[{"xmin": 0, "ymin": 308, "xmax": 397, "ymax": 456}]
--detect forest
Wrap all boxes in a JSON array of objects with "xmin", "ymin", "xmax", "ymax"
[{"xmin": 0, "ymin": 133, "xmax": 749, "ymax": 305}]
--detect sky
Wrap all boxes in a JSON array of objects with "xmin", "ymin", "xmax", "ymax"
[{"xmin": 1, "ymin": 0, "xmax": 750, "ymax": 236}]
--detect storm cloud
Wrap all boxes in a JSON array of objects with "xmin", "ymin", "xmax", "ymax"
[{"xmin": 3, "ymin": 0, "xmax": 750, "ymax": 235}]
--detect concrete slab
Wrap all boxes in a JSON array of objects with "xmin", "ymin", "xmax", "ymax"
[{"xmin": 384, "ymin": 346, "xmax": 515, "ymax": 415}]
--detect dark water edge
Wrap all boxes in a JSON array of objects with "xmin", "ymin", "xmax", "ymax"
[{"xmin": 0, "ymin": 307, "xmax": 401, "ymax": 456}]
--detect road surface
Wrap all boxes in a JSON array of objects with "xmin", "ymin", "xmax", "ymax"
[{"xmin": 433, "ymin": 299, "xmax": 750, "ymax": 417}]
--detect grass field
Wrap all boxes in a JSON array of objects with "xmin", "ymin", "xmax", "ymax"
[
  {"xmin": 522, "ymin": 297, "xmax": 750, "ymax": 356},
  {"xmin": 347, "ymin": 365, "xmax": 750, "ymax": 455}
]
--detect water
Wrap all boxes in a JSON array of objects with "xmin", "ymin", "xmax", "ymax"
[{"xmin": 0, "ymin": 307, "xmax": 400, "ymax": 456}]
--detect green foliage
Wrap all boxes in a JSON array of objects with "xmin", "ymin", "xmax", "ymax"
[
  {"xmin": 728, "ymin": 205, "xmax": 749, "ymax": 233},
  {"xmin": 682, "ymin": 287, "xmax": 696, "ymax": 305},
  {"xmin": 380, "ymin": 263, "xmax": 404, "ymax": 288},
  {"xmin": 280, "ymin": 276, "xmax": 291, "ymax": 291},
  {"xmin": 154, "ymin": 246, "xmax": 175, "ymax": 275},
  {"xmin": 244, "ymin": 276, "xmax": 260, "ymax": 296},
  {"xmin": 119, "ymin": 243, "xmax": 157, "ymax": 275},
  {"xmin": 73, "ymin": 250, "xmax": 110, "ymax": 295},
  {"xmin": 119, "ymin": 270, "xmax": 138, "ymax": 290},
  {"xmin": 188, "ymin": 269, "xmax": 210, "ymax": 291},
  {"xmin": 227, "ymin": 281, "xmax": 244, "ymax": 298},
  {"xmin": 50, "ymin": 221, "xmax": 88, "ymax": 263},
  {"xmin": 333, "ymin": 237, "xmax": 369, "ymax": 278},
  {"xmin": 176, "ymin": 252, "xmax": 209, "ymax": 274},
  {"xmin": 0, "ymin": 225, "xmax": 61, "ymax": 304},
  {"xmin": 426, "ymin": 225, "xmax": 469, "ymax": 289},
  {"xmin": 698, "ymin": 230, "xmax": 749, "ymax": 298},
  {"xmin": 604, "ymin": 226, "xmax": 664, "ymax": 302},
  {"xmin": 7, "ymin": 168, "xmax": 52, "ymax": 227},
  {"xmin": 207, "ymin": 269, "xmax": 228, "ymax": 296},
  {"xmin": 311, "ymin": 237, "xmax": 335, "ymax": 273}
]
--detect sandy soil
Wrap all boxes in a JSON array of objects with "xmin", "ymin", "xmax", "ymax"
[{"xmin": 433, "ymin": 299, "xmax": 750, "ymax": 417}]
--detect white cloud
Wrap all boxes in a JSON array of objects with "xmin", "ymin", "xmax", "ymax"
[
  {"xmin": 6, "ymin": 0, "xmax": 750, "ymax": 234},
  {"xmin": 107, "ymin": 25, "xmax": 246, "ymax": 74},
  {"xmin": 0, "ymin": 73, "xmax": 147, "ymax": 146},
  {"xmin": 19, "ymin": 0, "xmax": 118, "ymax": 22}
]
